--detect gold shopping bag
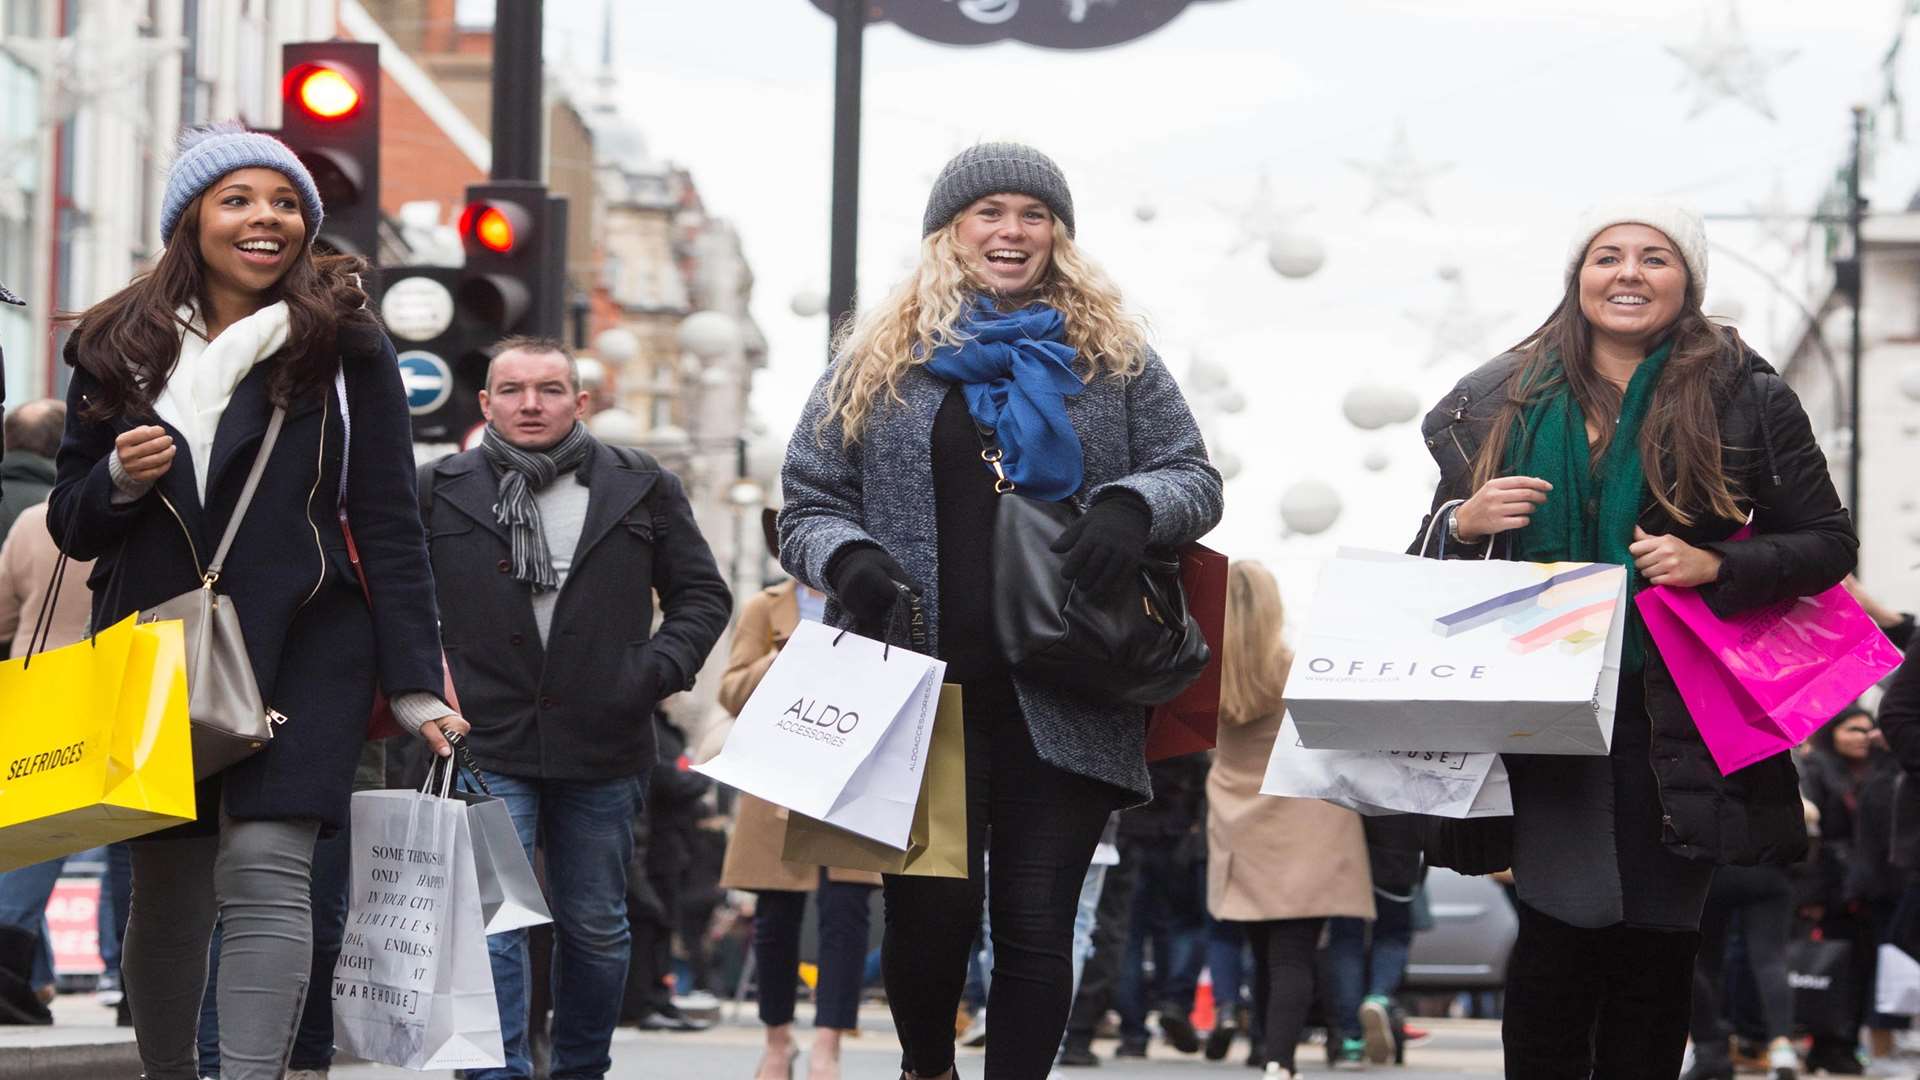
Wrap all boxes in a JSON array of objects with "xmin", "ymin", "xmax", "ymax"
[
  {"xmin": 0, "ymin": 614, "xmax": 196, "ymax": 871},
  {"xmin": 782, "ymin": 684, "xmax": 967, "ymax": 878}
]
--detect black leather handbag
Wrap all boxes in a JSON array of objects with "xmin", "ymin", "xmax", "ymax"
[{"xmin": 977, "ymin": 427, "xmax": 1209, "ymax": 706}]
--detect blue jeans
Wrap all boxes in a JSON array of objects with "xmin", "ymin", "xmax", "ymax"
[
  {"xmin": 0, "ymin": 858, "xmax": 65, "ymax": 992},
  {"xmin": 1115, "ymin": 843, "xmax": 1207, "ymax": 1039},
  {"xmin": 466, "ymin": 770, "xmax": 639, "ymax": 1080},
  {"xmin": 1327, "ymin": 894, "xmax": 1415, "ymax": 1041},
  {"xmin": 1206, "ymin": 917, "xmax": 1250, "ymax": 1019},
  {"xmin": 99, "ymin": 843, "xmax": 132, "ymax": 978}
]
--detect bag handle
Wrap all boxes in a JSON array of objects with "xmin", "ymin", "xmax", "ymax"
[
  {"xmin": 831, "ymin": 582, "xmax": 925, "ymax": 660},
  {"xmin": 20, "ymin": 548, "xmax": 72, "ymax": 669},
  {"xmin": 1421, "ymin": 498, "xmax": 1497, "ymax": 562},
  {"xmin": 420, "ymin": 732, "xmax": 493, "ymax": 797},
  {"xmin": 205, "ymin": 405, "xmax": 287, "ymax": 584}
]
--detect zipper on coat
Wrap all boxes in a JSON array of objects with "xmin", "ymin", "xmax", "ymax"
[
  {"xmin": 294, "ymin": 396, "xmax": 328, "ymax": 614},
  {"xmin": 156, "ymin": 490, "xmax": 205, "ymax": 578}
]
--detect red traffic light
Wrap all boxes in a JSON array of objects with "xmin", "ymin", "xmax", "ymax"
[
  {"xmin": 285, "ymin": 62, "xmax": 363, "ymax": 121},
  {"xmin": 460, "ymin": 201, "xmax": 529, "ymax": 255}
]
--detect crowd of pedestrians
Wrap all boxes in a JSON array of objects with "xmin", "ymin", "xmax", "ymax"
[{"xmin": 0, "ymin": 123, "xmax": 1909, "ymax": 1080}]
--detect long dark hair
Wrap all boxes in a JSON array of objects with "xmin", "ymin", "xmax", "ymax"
[
  {"xmin": 1468, "ymin": 270, "xmax": 1746, "ymax": 527},
  {"xmin": 60, "ymin": 191, "xmax": 374, "ymax": 421}
]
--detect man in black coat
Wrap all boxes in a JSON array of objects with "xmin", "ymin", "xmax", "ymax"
[{"xmin": 420, "ymin": 336, "xmax": 731, "ymax": 1080}]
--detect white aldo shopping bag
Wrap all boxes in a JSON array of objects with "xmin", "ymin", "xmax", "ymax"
[
  {"xmin": 1286, "ymin": 549, "xmax": 1627, "ymax": 756},
  {"xmin": 1260, "ymin": 713, "xmax": 1511, "ymax": 819},
  {"xmin": 696, "ymin": 619, "xmax": 945, "ymax": 850}
]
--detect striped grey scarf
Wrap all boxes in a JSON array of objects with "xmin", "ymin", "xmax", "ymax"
[{"xmin": 480, "ymin": 422, "xmax": 593, "ymax": 592}]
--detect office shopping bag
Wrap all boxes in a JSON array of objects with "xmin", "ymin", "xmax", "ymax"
[
  {"xmin": 331, "ymin": 767, "xmax": 504, "ymax": 1070},
  {"xmin": 782, "ymin": 683, "xmax": 967, "ymax": 878},
  {"xmin": 1285, "ymin": 549, "xmax": 1627, "ymax": 755},
  {"xmin": 1636, "ymin": 540, "xmax": 1901, "ymax": 774},
  {"xmin": 1260, "ymin": 713, "xmax": 1511, "ymax": 818},
  {"xmin": 696, "ymin": 619, "xmax": 946, "ymax": 850},
  {"xmin": 0, "ymin": 614, "xmax": 196, "ymax": 872},
  {"xmin": 1147, "ymin": 544, "xmax": 1229, "ymax": 762}
]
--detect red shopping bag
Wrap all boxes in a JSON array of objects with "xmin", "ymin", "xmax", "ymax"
[{"xmin": 1147, "ymin": 544, "xmax": 1228, "ymax": 762}]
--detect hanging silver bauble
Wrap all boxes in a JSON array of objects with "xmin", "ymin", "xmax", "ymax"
[
  {"xmin": 1342, "ymin": 384, "xmax": 1400, "ymax": 430},
  {"xmin": 1901, "ymin": 367, "xmax": 1920, "ymax": 403},
  {"xmin": 1214, "ymin": 388, "xmax": 1248, "ymax": 415},
  {"xmin": 790, "ymin": 288, "xmax": 827, "ymax": 318},
  {"xmin": 1134, "ymin": 203, "xmax": 1158, "ymax": 223},
  {"xmin": 593, "ymin": 327, "xmax": 641, "ymax": 366},
  {"xmin": 1214, "ymin": 449, "xmax": 1242, "ymax": 482},
  {"xmin": 1363, "ymin": 448, "xmax": 1391, "ymax": 472},
  {"xmin": 587, "ymin": 407, "xmax": 644, "ymax": 446},
  {"xmin": 1279, "ymin": 480, "xmax": 1342, "ymax": 536},
  {"xmin": 1188, "ymin": 356, "xmax": 1231, "ymax": 394},
  {"xmin": 677, "ymin": 310, "xmax": 742, "ymax": 359},
  {"xmin": 1265, "ymin": 229, "xmax": 1327, "ymax": 279}
]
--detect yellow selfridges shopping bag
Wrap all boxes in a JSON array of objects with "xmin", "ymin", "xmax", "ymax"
[{"xmin": 0, "ymin": 614, "xmax": 196, "ymax": 871}]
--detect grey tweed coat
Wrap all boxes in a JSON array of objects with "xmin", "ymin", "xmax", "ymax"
[{"xmin": 779, "ymin": 350, "xmax": 1223, "ymax": 804}]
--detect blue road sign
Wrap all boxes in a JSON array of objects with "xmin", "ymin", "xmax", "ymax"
[{"xmin": 397, "ymin": 350, "xmax": 454, "ymax": 416}]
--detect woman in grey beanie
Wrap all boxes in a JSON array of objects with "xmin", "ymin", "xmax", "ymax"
[
  {"xmin": 780, "ymin": 142, "xmax": 1221, "ymax": 1080},
  {"xmin": 1410, "ymin": 201, "xmax": 1853, "ymax": 1079},
  {"xmin": 48, "ymin": 123, "xmax": 464, "ymax": 1080}
]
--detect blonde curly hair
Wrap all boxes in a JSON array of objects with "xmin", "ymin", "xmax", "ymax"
[{"xmin": 820, "ymin": 216, "xmax": 1150, "ymax": 446}]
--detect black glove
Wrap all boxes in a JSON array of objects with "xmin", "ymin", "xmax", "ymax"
[
  {"xmin": 1049, "ymin": 493, "xmax": 1152, "ymax": 597},
  {"xmin": 828, "ymin": 545, "xmax": 922, "ymax": 634}
]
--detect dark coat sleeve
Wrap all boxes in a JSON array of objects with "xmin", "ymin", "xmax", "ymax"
[
  {"xmin": 1696, "ymin": 373, "xmax": 1856, "ymax": 618},
  {"xmin": 642, "ymin": 467, "xmax": 732, "ymax": 695},
  {"xmin": 47, "ymin": 366, "xmax": 151, "ymax": 561},
  {"xmin": 343, "ymin": 333, "xmax": 445, "ymax": 700},
  {"xmin": 1087, "ymin": 351, "xmax": 1224, "ymax": 548},
  {"xmin": 1879, "ymin": 648, "xmax": 1920, "ymax": 779}
]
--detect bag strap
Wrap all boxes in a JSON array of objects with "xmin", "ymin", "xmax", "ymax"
[
  {"xmin": 972, "ymin": 423, "xmax": 1016, "ymax": 495},
  {"xmin": 21, "ymin": 548, "xmax": 72, "ymax": 669},
  {"xmin": 206, "ymin": 405, "xmax": 287, "ymax": 581}
]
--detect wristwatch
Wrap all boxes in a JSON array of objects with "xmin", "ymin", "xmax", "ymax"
[{"xmin": 1446, "ymin": 506, "xmax": 1468, "ymax": 545}]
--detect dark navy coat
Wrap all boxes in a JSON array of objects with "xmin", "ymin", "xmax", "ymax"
[{"xmin": 48, "ymin": 323, "xmax": 444, "ymax": 832}]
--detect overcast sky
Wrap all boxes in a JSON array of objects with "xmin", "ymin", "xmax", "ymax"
[{"xmin": 542, "ymin": 0, "xmax": 1912, "ymax": 617}]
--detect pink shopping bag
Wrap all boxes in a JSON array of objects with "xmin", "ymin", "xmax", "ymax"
[{"xmin": 1636, "ymin": 547, "xmax": 1902, "ymax": 775}]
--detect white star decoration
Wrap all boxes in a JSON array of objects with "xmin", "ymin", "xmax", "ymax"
[
  {"xmin": 1665, "ymin": 2, "xmax": 1797, "ymax": 122},
  {"xmin": 1406, "ymin": 267, "xmax": 1508, "ymax": 370},
  {"xmin": 1215, "ymin": 172, "xmax": 1309, "ymax": 255},
  {"xmin": 1346, "ymin": 122, "xmax": 1450, "ymax": 216}
]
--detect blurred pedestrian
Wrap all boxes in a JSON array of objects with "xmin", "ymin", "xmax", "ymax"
[
  {"xmin": 1113, "ymin": 751, "xmax": 1210, "ymax": 1057},
  {"xmin": 1412, "ymin": 200, "xmax": 1853, "ymax": 1079},
  {"xmin": 624, "ymin": 711, "xmax": 714, "ymax": 1033},
  {"xmin": 48, "ymin": 122, "xmax": 462, "ymax": 1080},
  {"xmin": 1206, "ymin": 560, "xmax": 1374, "ymax": 1080},
  {"xmin": 419, "ymin": 334, "xmax": 732, "ymax": 1080},
  {"xmin": 780, "ymin": 141, "xmax": 1223, "ymax": 1080},
  {"xmin": 1801, "ymin": 706, "xmax": 1901, "ymax": 1073},
  {"xmin": 716, "ymin": 512, "xmax": 883, "ymax": 1080},
  {"xmin": 0, "ymin": 398, "xmax": 63, "ymax": 541},
  {"xmin": 1326, "ymin": 816, "xmax": 1423, "ymax": 1067}
]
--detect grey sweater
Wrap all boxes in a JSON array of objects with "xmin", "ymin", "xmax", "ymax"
[{"xmin": 780, "ymin": 350, "xmax": 1222, "ymax": 803}]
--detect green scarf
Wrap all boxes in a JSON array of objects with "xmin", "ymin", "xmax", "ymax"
[{"xmin": 1507, "ymin": 340, "xmax": 1672, "ymax": 670}]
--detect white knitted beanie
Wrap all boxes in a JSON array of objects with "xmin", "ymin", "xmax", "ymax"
[{"xmin": 1564, "ymin": 199, "xmax": 1707, "ymax": 305}]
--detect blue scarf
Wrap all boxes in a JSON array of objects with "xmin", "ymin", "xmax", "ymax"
[{"xmin": 923, "ymin": 299, "xmax": 1086, "ymax": 502}]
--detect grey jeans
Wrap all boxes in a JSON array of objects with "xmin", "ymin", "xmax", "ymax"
[{"xmin": 122, "ymin": 812, "xmax": 321, "ymax": 1080}]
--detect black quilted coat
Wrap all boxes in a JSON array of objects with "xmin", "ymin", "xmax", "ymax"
[{"xmin": 1413, "ymin": 341, "xmax": 1854, "ymax": 870}]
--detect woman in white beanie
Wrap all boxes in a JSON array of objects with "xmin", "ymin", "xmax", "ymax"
[
  {"xmin": 1409, "ymin": 201, "xmax": 1854, "ymax": 1079},
  {"xmin": 48, "ymin": 123, "xmax": 463, "ymax": 1080}
]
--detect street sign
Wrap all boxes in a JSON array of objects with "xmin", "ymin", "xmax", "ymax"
[
  {"xmin": 811, "ymin": 0, "xmax": 1230, "ymax": 49},
  {"xmin": 381, "ymin": 273, "xmax": 456, "ymax": 343},
  {"xmin": 396, "ymin": 349, "xmax": 454, "ymax": 415}
]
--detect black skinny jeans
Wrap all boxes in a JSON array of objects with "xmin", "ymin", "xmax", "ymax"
[
  {"xmin": 1242, "ymin": 918, "xmax": 1325, "ymax": 1072},
  {"xmin": 882, "ymin": 679, "xmax": 1118, "ymax": 1079},
  {"xmin": 1503, "ymin": 901, "xmax": 1700, "ymax": 1079},
  {"xmin": 754, "ymin": 871, "xmax": 877, "ymax": 1031},
  {"xmin": 1689, "ymin": 865, "xmax": 1794, "ymax": 1065}
]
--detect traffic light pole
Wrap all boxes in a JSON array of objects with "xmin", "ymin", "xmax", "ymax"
[
  {"xmin": 827, "ymin": 0, "xmax": 864, "ymax": 360},
  {"xmin": 492, "ymin": 0, "xmax": 544, "ymax": 181}
]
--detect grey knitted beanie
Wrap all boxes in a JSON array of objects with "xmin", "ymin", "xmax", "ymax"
[
  {"xmin": 923, "ymin": 142, "xmax": 1075, "ymax": 237},
  {"xmin": 160, "ymin": 122, "xmax": 323, "ymax": 248}
]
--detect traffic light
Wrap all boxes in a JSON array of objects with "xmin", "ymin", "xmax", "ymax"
[
  {"xmin": 279, "ymin": 41, "xmax": 381, "ymax": 260},
  {"xmin": 378, "ymin": 265, "xmax": 488, "ymax": 442},
  {"xmin": 457, "ymin": 181, "xmax": 568, "ymax": 339}
]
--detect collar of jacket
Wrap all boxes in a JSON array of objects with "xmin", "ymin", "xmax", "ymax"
[
  {"xmin": 0, "ymin": 453, "xmax": 55, "ymax": 486},
  {"xmin": 434, "ymin": 436, "xmax": 660, "ymax": 563}
]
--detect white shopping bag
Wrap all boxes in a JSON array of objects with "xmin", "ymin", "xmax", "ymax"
[
  {"xmin": 1286, "ymin": 549, "xmax": 1627, "ymax": 756},
  {"xmin": 331, "ymin": 768, "xmax": 505, "ymax": 1070},
  {"xmin": 1877, "ymin": 944, "xmax": 1920, "ymax": 1017},
  {"xmin": 1260, "ymin": 713, "xmax": 1511, "ymax": 818},
  {"xmin": 695, "ymin": 619, "xmax": 945, "ymax": 850}
]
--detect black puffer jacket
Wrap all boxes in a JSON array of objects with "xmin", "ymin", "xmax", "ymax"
[{"xmin": 1413, "ymin": 341, "xmax": 1854, "ymax": 869}]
